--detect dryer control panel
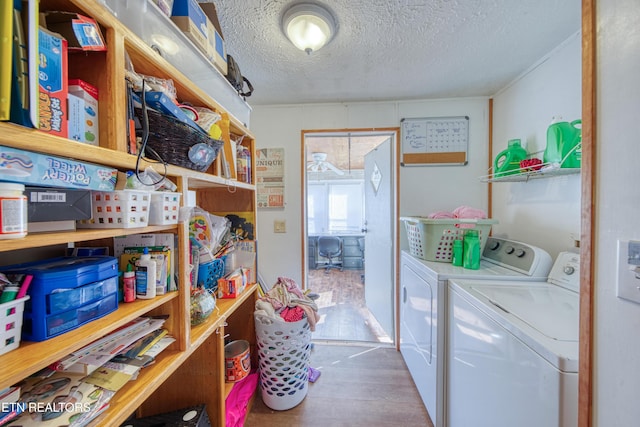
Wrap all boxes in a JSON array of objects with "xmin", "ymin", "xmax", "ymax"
[{"xmin": 548, "ymin": 251, "xmax": 580, "ymax": 293}]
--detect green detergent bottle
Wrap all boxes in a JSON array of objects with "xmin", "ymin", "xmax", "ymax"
[
  {"xmin": 544, "ymin": 117, "xmax": 582, "ymax": 168},
  {"xmin": 494, "ymin": 139, "xmax": 528, "ymax": 176}
]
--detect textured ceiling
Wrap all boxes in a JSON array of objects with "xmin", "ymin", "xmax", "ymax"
[{"xmin": 210, "ymin": 0, "xmax": 581, "ymax": 106}]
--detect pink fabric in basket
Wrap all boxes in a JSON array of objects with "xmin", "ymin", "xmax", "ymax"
[
  {"xmin": 453, "ymin": 205, "xmax": 487, "ymax": 220},
  {"xmin": 427, "ymin": 211, "xmax": 455, "ymax": 219}
]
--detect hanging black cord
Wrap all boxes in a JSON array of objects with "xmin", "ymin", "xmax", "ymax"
[{"xmin": 135, "ymin": 78, "xmax": 168, "ymax": 187}]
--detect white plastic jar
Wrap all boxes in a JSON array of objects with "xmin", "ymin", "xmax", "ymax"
[{"xmin": 0, "ymin": 183, "xmax": 27, "ymax": 239}]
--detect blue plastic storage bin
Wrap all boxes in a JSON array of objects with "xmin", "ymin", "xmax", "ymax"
[
  {"xmin": 1, "ymin": 256, "xmax": 119, "ymax": 341},
  {"xmin": 197, "ymin": 257, "xmax": 226, "ymax": 291}
]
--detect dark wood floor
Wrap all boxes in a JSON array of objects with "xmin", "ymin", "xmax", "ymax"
[
  {"xmin": 307, "ymin": 268, "xmax": 390, "ymax": 343},
  {"xmin": 245, "ymin": 343, "xmax": 434, "ymax": 427}
]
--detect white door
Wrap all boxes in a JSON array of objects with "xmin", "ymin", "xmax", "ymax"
[{"xmin": 364, "ymin": 136, "xmax": 394, "ymax": 337}]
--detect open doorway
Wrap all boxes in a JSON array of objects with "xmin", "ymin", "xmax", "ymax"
[{"xmin": 302, "ymin": 130, "xmax": 398, "ymax": 344}]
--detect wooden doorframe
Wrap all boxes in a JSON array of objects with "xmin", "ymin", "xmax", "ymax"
[
  {"xmin": 579, "ymin": 0, "xmax": 595, "ymax": 425},
  {"xmin": 487, "ymin": 3, "xmax": 595, "ymax": 424},
  {"xmin": 299, "ymin": 128, "xmax": 401, "ymax": 346}
]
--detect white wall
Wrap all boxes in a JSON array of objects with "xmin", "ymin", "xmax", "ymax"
[
  {"xmin": 594, "ymin": 0, "xmax": 640, "ymax": 424},
  {"xmin": 251, "ymin": 98, "xmax": 489, "ymax": 286},
  {"xmin": 491, "ymin": 32, "xmax": 582, "ymax": 258}
]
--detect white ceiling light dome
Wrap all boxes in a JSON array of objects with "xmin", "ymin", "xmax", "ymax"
[{"xmin": 282, "ymin": 2, "xmax": 337, "ymax": 54}]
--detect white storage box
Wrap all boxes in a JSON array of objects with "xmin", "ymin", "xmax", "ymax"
[
  {"xmin": 149, "ymin": 191, "xmax": 181, "ymax": 225},
  {"xmin": 78, "ymin": 190, "xmax": 151, "ymax": 228},
  {"xmin": 401, "ymin": 217, "xmax": 498, "ymax": 262},
  {"xmin": 103, "ymin": 0, "xmax": 251, "ymax": 128},
  {"xmin": 0, "ymin": 296, "xmax": 29, "ymax": 356}
]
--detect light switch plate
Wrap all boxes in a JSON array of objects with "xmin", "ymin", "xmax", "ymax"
[
  {"xmin": 274, "ymin": 220, "xmax": 286, "ymax": 233},
  {"xmin": 616, "ymin": 239, "xmax": 640, "ymax": 304}
]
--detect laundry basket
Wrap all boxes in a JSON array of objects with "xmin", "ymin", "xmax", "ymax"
[
  {"xmin": 401, "ymin": 217, "xmax": 498, "ymax": 262},
  {"xmin": 254, "ymin": 313, "xmax": 312, "ymax": 411}
]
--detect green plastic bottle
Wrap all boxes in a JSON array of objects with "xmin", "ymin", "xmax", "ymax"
[
  {"xmin": 463, "ymin": 230, "xmax": 480, "ymax": 270},
  {"xmin": 493, "ymin": 139, "xmax": 528, "ymax": 176},
  {"xmin": 543, "ymin": 117, "xmax": 582, "ymax": 168},
  {"xmin": 451, "ymin": 239, "xmax": 463, "ymax": 267}
]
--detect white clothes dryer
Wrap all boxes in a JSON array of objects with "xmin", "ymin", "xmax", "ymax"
[{"xmin": 447, "ymin": 251, "xmax": 580, "ymax": 427}]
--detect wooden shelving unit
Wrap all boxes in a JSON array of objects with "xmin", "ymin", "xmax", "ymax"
[{"xmin": 0, "ymin": 1, "xmax": 258, "ymax": 425}]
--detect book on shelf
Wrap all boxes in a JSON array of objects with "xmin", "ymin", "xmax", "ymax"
[
  {"xmin": 8, "ymin": 0, "xmax": 38, "ymax": 128},
  {"xmin": 7, "ymin": 369, "xmax": 114, "ymax": 426},
  {"xmin": 50, "ymin": 316, "xmax": 166, "ymax": 372},
  {"xmin": 120, "ymin": 328, "xmax": 168, "ymax": 359},
  {"xmin": 0, "ymin": 386, "xmax": 20, "ymax": 404},
  {"xmin": 83, "ymin": 361, "xmax": 141, "ymax": 393}
]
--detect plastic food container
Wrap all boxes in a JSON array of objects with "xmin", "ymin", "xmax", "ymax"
[{"xmin": 0, "ymin": 183, "xmax": 27, "ymax": 239}]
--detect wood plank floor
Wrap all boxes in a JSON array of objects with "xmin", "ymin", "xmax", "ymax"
[
  {"xmin": 307, "ymin": 268, "xmax": 390, "ymax": 343},
  {"xmin": 245, "ymin": 343, "xmax": 434, "ymax": 427}
]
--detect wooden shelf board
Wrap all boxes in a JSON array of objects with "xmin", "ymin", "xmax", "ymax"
[
  {"xmin": 189, "ymin": 285, "xmax": 258, "ymax": 348},
  {"xmin": 0, "ymin": 293, "xmax": 176, "ymax": 389},
  {"xmin": 0, "ymin": 225, "xmax": 177, "ymax": 252},
  {"xmin": 91, "ymin": 349, "xmax": 187, "ymax": 426}
]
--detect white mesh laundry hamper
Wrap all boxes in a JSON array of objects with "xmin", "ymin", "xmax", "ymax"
[{"xmin": 254, "ymin": 313, "xmax": 312, "ymax": 410}]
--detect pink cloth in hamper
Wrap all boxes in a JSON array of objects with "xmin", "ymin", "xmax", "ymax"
[
  {"xmin": 427, "ymin": 211, "xmax": 456, "ymax": 219},
  {"xmin": 226, "ymin": 372, "xmax": 259, "ymax": 427},
  {"xmin": 452, "ymin": 205, "xmax": 487, "ymax": 219},
  {"xmin": 281, "ymin": 306, "xmax": 305, "ymax": 322}
]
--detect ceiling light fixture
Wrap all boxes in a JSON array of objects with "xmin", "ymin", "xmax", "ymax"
[{"xmin": 282, "ymin": 3, "xmax": 337, "ymax": 55}]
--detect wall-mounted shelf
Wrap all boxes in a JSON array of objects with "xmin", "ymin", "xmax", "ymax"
[{"xmin": 480, "ymin": 167, "xmax": 581, "ymax": 183}]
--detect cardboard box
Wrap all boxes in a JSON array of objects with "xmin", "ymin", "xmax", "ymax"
[
  {"xmin": 43, "ymin": 12, "xmax": 107, "ymax": 51},
  {"xmin": 171, "ymin": 0, "xmax": 209, "ymax": 56},
  {"xmin": 199, "ymin": 2, "xmax": 227, "ymax": 74},
  {"xmin": 216, "ymin": 267, "xmax": 248, "ymax": 299},
  {"xmin": 25, "ymin": 186, "xmax": 92, "ymax": 222},
  {"xmin": 0, "ymin": 145, "xmax": 117, "ymax": 191},
  {"xmin": 67, "ymin": 92, "xmax": 84, "ymax": 142},
  {"xmin": 69, "ymin": 79, "xmax": 99, "ymax": 145},
  {"xmin": 38, "ymin": 27, "xmax": 68, "ymax": 138}
]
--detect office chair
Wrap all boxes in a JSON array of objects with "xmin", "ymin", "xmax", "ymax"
[{"xmin": 317, "ymin": 236, "xmax": 342, "ymax": 273}]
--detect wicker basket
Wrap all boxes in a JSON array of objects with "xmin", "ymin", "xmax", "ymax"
[
  {"xmin": 401, "ymin": 217, "xmax": 498, "ymax": 262},
  {"xmin": 135, "ymin": 107, "xmax": 224, "ymax": 172}
]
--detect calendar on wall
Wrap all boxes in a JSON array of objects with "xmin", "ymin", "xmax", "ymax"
[{"xmin": 400, "ymin": 116, "xmax": 469, "ymax": 165}]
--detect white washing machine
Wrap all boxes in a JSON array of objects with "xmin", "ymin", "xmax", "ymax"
[
  {"xmin": 400, "ymin": 237, "xmax": 553, "ymax": 427},
  {"xmin": 447, "ymin": 251, "xmax": 580, "ymax": 427}
]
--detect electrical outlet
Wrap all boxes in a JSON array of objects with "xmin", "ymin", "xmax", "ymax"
[
  {"xmin": 616, "ymin": 239, "xmax": 640, "ymax": 304},
  {"xmin": 274, "ymin": 220, "xmax": 286, "ymax": 233}
]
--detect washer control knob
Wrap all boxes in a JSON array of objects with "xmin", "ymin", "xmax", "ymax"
[
  {"xmin": 515, "ymin": 249, "xmax": 526, "ymax": 258},
  {"xmin": 488, "ymin": 240, "xmax": 500, "ymax": 251},
  {"xmin": 505, "ymin": 246, "xmax": 515, "ymax": 254},
  {"xmin": 564, "ymin": 265, "xmax": 576, "ymax": 275}
]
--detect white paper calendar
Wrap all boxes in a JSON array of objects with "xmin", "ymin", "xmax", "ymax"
[{"xmin": 400, "ymin": 116, "xmax": 469, "ymax": 165}]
